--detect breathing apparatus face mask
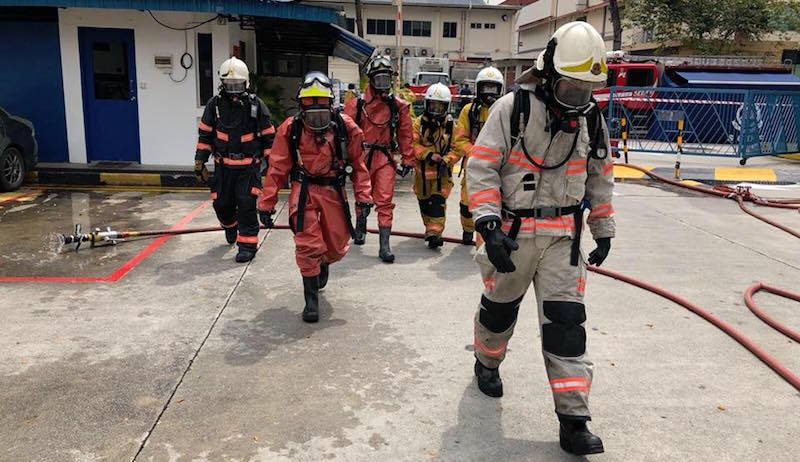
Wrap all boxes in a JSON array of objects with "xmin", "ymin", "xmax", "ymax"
[
  {"xmin": 222, "ymin": 79, "xmax": 247, "ymax": 94},
  {"xmin": 477, "ymin": 82, "xmax": 501, "ymax": 106},
  {"xmin": 425, "ymin": 100, "xmax": 449, "ymax": 118},
  {"xmin": 552, "ymin": 76, "xmax": 594, "ymax": 110},
  {"xmin": 299, "ymin": 97, "xmax": 332, "ymax": 132},
  {"xmin": 370, "ymin": 72, "xmax": 392, "ymax": 92}
]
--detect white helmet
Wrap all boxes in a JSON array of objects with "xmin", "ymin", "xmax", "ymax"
[
  {"xmin": 535, "ymin": 21, "xmax": 607, "ymax": 84},
  {"xmin": 424, "ymin": 83, "xmax": 451, "ymax": 117},
  {"xmin": 475, "ymin": 66, "xmax": 504, "ymax": 104},
  {"xmin": 219, "ymin": 57, "xmax": 249, "ymax": 94}
]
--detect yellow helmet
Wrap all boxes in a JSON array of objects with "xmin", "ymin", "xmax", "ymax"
[{"xmin": 297, "ymin": 71, "xmax": 334, "ymax": 100}]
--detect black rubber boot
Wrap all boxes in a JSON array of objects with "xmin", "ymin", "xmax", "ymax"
[
  {"xmin": 318, "ymin": 261, "xmax": 329, "ymax": 290},
  {"xmin": 426, "ymin": 234, "xmax": 444, "ymax": 249},
  {"xmin": 462, "ymin": 231, "xmax": 474, "ymax": 245},
  {"xmin": 235, "ymin": 248, "xmax": 256, "ymax": 263},
  {"xmin": 378, "ymin": 226, "xmax": 395, "ymax": 263},
  {"xmin": 225, "ymin": 227, "xmax": 237, "ymax": 244},
  {"xmin": 474, "ymin": 359, "xmax": 503, "ymax": 398},
  {"xmin": 354, "ymin": 215, "xmax": 367, "ymax": 245},
  {"xmin": 558, "ymin": 415, "xmax": 604, "ymax": 455},
  {"xmin": 302, "ymin": 276, "xmax": 320, "ymax": 323}
]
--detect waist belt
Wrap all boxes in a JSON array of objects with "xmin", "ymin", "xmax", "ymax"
[
  {"xmin": 216, "ymin": 153, "xmax": 259, "ymax": 166},
  {"xmin": 290, "ymin": 168, "xmax": 354, "ymax": 239},
  {"xmin": 502, "ymin": 204, "xmax": 584, "ymax": 267},
  {"xmin": 363, "ymin": 142, "xmax": 396, "ymax": 170}
]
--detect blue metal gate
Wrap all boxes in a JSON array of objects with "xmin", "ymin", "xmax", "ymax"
[{"xmin": 605, "ymin": 87, "xmax": 800, "ymax": 164}]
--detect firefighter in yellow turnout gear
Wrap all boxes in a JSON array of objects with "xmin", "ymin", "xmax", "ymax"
[
  {"xmin": 452, "ymin": 66, "xmax": 504, "ymax": 245},
  {"xmin": 413, "ymin": 83, "xmax": 457, "ymax": 249}
]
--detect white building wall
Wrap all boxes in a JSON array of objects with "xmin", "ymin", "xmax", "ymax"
[
  {"xmin": 332, "ymin": 3, "xmax": 515, "ymax": 61},
  {"xmin": 58, "ymin": 8, "xmax": 251, "ymax": 166}
]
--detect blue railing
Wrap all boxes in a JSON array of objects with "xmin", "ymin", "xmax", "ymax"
[{"xmin": 603, "ymin": 87, "xmax": 800, "ymax": 164}]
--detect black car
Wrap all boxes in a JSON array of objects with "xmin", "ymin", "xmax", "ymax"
[{"xmin": 0, "ymin": 107, "xmax": 38, "ymax": 191}]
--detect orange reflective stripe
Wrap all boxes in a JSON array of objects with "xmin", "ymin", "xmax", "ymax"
[
  {"xmin": 577, "ymin": 277, "xmax": 586, "ymax": 293},
  {"xmin": 198, "ymin": 121, "xmax": 213, "ymax": 132},
  {"xmin": 566, "ymin": 159, "xmax": 586, "ymax": 175},
  {"xmin": 474, "ymin": 336, "xmax": 508, "ymax": 358},
  {"xmin": 536, "ymin": 216, "xmax": 575, "ymax": 230},
  {"xmin": 221, "ymin": 157, "xmax": 254, "ymax": 166},
  {"xmin": 241, "ymin": 133, "xmax": 255, "ymax": 142},
  {"xmin": 588, "ymin": 203, "xmax": 614, "ymax": 220},
  {"xmin": 250, "ymin": 187, "xmax": 261, "ymax": 196},
  {"xmin": 261, "ymin": 126, "xmax": 275, "ymax": 136},
  {"xmin": 602, "ymin": 162, "xmax": 614, "ymax": 175},
  {"xmin": 550, "ymin": 377, "xmax": 590, "ymax": 393},
  {"xmin": 196, "ymin": 142, "xmax": 212, "ymax": 151},
  {"xmin": 216, "ymin": 130, "xmax": 229, "ymax": 141},
  {"xmin": 210, "ymin": 192, "xmax": 218, "ymax": 200},
  {"xmin": 471, "ymin": 145, "xmax": 501, "ymax": 158},
  {"xmin": 510, "ymin": 150, "xmax": 543, "ymax": 165},
  {"xmin": 468, "ymin": 189, "xmax": 501, "ymax": 208},
  {"xmin": 482, "ymin": 276, "xmax": 496, "ymax": 291},
  {"xmin": 469, "ymin": 152, "xmax": 499, "ymax": 163},
  {"xmin": 237, "ymin": 235, "xmax": 259, "ymax": 244},
  {"xmin": 507, "ymin": 157, "xmax": 541, "ymax": 172}
]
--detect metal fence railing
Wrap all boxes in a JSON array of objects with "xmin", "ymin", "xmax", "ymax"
[{"xmin": 603, "ymin": 87, "xmax": 800, "ymax": 164}]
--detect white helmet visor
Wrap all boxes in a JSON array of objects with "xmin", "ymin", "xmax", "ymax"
[{"xmin": 222, "ymin": 78, "xmax": 247, "ymax": 94}]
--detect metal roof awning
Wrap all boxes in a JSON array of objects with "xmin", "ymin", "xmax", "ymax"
[
  {"xmin": 331, "ymin": 24, "xmax": 375, "ymax": 64},
  {"xmin": 0, "ymin": 0, "xmax": 340, "ymax": 22},
  {"xmin": 671, "ymin": 70, "xmax": 800, "ymax": 89}
]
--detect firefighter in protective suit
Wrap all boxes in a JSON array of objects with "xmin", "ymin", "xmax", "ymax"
[
  {"xmin": 467, "ymin": 22, "xmax": 614, "ymax": 455},
  {"xmin": 343, "ymin": 56, "xmax": 414, "ymax": 263},
  {"xmin": 452, "ymin": 66, "xmax": 504, "ymax": 245},
  {"xmin": 195, "ymin": 57, "xmax": 275, "ymax": 263},
  {"xmin": 412, "ymin": 84, "xmax": 457, "ymax": 249},
  {"xmin": 257, "ymin": 72, "xmax": 372, "ymax": 323}
]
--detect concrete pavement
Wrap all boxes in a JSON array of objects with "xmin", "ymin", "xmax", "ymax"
[{"xmin": 1, "ymin": 176, "xmax": 799, "ymax": 461}]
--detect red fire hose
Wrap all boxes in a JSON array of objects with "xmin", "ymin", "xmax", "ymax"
[{"xmin": 618, "ymin": 163, "xmax": 800, "ymax": 239}]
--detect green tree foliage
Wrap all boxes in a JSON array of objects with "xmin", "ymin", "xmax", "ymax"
[{"xmin": 624, "ymin": 0, "xmax": 800, "ymax": 53}]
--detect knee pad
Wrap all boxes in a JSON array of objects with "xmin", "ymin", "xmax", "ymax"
[
  {"xmin": 427, "ymin": 195, "xmax": 446, "ymax": 218},
  {"xmin": 460, "ymin": 202, "xmax": 473, "ymax": 219},
  {"xmin": 418, "ymin": 199, "xmax": 431, "ymax": 216},
  {"xmin": 479, "ymin": 295, "xmax": 524, "ymax": 333},
  {"xmin": 542, "ymin": 301, "xmax": 586, "ymax": 357}
]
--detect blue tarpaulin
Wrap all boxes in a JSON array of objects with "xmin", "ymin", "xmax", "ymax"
[
  {"xmin": 0, "ymin": 0, "xmax": 340, "ymax": 23},
  {"xmin": 331, "ymin": 24, "xmax": 375, "ymax": 64}
]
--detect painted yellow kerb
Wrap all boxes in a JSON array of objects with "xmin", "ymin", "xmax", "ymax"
[
  {"xmin": 99, "ymin": 173, "xmax": 162, "ymax": 186},
  {"xmin": 613, "ymin": 164, "xmax": 653, "ymax": 179},
  {"xmin": 714, "ymin": 168, "xmax": 776, "ymax": 182}
]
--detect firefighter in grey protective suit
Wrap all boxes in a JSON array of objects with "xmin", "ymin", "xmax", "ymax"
[{"xmin": 466, "ymin": 22, "xmax": 615, "ymax": 455}]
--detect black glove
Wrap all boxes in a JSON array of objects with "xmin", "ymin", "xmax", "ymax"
[
  {"xmin": 194, "ymin": 159, "xmax": 210, "ymax": 184},
  {"xmin": 588, "ymin": 237, "xmax": 611, "ymax": 266},
  {"xmin": 396, "ymin": 164, "xmax": 413, "ymax": 178},
  {"xmin": 476, "ymin": 219, "xmax": 519, "ymax": 273},
  {"xmin": 259, "ymin": 210, "xmax": 275, "ymax": 228},
  {"xmin": 356, "ymin": 202, "xmax": 373, "ymax": 219}
]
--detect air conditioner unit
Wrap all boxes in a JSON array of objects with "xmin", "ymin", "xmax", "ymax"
[
  {"xmin": 417, "ymin": 47, "xmax": 433, "ymax": 57},
  {"xmin": 383, "ymin": 47, "xmax": 395, "ymax": 57},
  {"xmin": 402, "ymin": 47, "xmax": 414, "ymax": 57}
]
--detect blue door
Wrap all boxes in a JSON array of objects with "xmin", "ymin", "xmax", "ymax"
[{"xmin": 78, "ymin": 27, "xmax": 140, "ymax": 162}]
